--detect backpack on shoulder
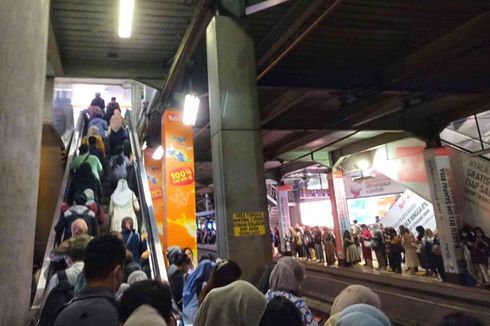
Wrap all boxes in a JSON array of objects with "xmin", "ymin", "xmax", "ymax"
[{"xmin": 38, "ymin": 271, "xmax": 74, "ymax": 326}]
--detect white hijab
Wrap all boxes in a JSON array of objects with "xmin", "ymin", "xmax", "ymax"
[
  {"xmin": 194, "ymin": 280, "xmax": 267, "ymax": 326},
  {"xmin": 84, "ymin": 188, "xmax": 95, "ymax": 205},
  {"xmin": 124, "ymin": 305, "xmax": 167, "ymax": 326},
  {"xmin": 111, "ymin": 179, "xmax": 133, "ymax": 206}
]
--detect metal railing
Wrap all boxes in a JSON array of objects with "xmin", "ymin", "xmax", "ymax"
[
  {"xmin": 126, "ymin": 111, "xmax": 167, "ymax": 282},
  {"xmin": 30, "ymin": 114, "xmax": 85, "ymax": 317}
]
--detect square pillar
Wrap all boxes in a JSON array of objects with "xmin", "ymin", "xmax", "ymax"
[
  {"xmin": 424, "ymin": 147, "xmax": 463, "ymax": 282},
  {"xmin": 206, "ymin": 15, "xmax": 272, "ymax": 282}
]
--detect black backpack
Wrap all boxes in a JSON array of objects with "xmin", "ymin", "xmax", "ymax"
[{"xmin": 38, "ymin": 271, "xmax": 74, "ymax": 326}]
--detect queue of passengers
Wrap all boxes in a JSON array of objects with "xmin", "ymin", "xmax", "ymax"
[
  {"xmin": 275, "ymin": 218, "xmax": 490, "ymax": 287},
  {"xmin": 39, "ymin": 233, "xmax": 485, "ymax": 326}
]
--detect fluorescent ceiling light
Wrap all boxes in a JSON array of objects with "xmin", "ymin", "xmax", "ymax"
[
  {"xmin": 182, "ymin": 94, "xmax": 200, "ymax": 126},
  {"xmin": 152, "ymin": 145, "xmax": 164, "ymax": 160},
  {"xmin": 119, "ymin": 0, "xmax": 135, "ymax": 38}
]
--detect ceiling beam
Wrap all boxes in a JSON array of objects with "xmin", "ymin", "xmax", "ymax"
[
  {"xmin": 265, "ymin": 131, "xmax": 332, "ymax": 157},
  {"xmin": 47, "ymin": 22, "xmax": 64, "ymax": 76},
  {"xmin": 63, "ymin": 61, "xmax": 164, "ymax": 79},
  {"xmin": 246, "ymin": 0, "xmax": 291, "ymax": 16},
  {"xmin": 156, "ymin": 1, "xmax": 213, "ymax": 104},
  {"xmin": 257, "ymin": 0, "xmax": 343, "ymax": 80},
  {"xmin": 382, "ymin": 11, "xmax": 490, "ymax": 88},
  {"xmin": 255, "ymin": 0, "xmax": 325, "ymax": 70},
  {"xmin": 330, "ymin": 132, "xmax": 411, "ymax": 165},
  {"xmin": 260, "ymin": 90, "xmax": 309, "ymax": 126}
]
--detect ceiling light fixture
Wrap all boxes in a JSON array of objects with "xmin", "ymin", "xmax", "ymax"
[
  {"xmin": 118, "ymin": 0, "xmax": 135, "ymax": 38},
  {"xmin": 152, "ymin": 145, "xmax": 164, "ymax": 160},
  {"xmin": 182, "ymin": 93, "xmax": 200, "ymax": 126}
]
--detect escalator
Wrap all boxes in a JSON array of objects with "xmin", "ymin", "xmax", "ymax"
[{"xmin": 30, "ymin": 112, "xmax": 166, "ymax": 323}]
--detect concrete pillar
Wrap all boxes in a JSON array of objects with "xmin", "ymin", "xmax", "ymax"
[
  {"xmin": 206, "ymin": 15, "xmax": 272, "ymax": 282},
  {"xmin": 0, "ymin": 0, "xmax": 50, "ymax": 324}
]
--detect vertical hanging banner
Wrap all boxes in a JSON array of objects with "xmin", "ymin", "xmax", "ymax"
[
  {"xmin": 277, "ymin": 185, "xmax": 292, "ymax": 252},
  {"xmin": 328, "ymin": 170, "xmax": 350, "ymax": 258},
  {"xmin": 424, "ymin": 147, "xmax": 461, "ymax": 274},
  {"xmin": 144, "ymin": 148, "xmax": 165, "ymax": 245},
  {"xmin": 162, "ymin": 111, "xmax": 197, "ymax": 265}
]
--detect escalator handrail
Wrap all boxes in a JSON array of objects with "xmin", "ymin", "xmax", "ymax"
[
  {"xmin": 30, "ymin": 114, "xmax": 85, "ymax": 312},
  {"xmin": 126, "ymin": 111, "xmax": 168, "ymax": 282}
]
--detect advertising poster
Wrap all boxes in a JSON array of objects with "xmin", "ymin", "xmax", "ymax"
[
  {"xmin": 144, "ymin": 148, "xmax": 165, "ymax": 245},
  {"xmin": 347, "ymin": 194, "xmax": 398, "ymax": 225},
  {"xmin": 344, "ymin": 171, "xmax": 405, "ymax": 199},
  {"xmin": 277, "ymin": 185, "xmax": 292, "ymax": 252},
  {"xmin": 162, "ymin": 111, "xmax": 197, "ymax": 264},
  {"xmin": 383, "ymin": 189, "xmax": 436, "ymax": 233},
  {"xmin": 328, "ymin": 171, "xmax": 350, "ymax": 258},
  {"xmin": 425, "ymin": 147, "xmax": 461, "ymax": 274}
]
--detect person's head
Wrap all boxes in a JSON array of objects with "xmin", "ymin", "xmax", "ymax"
[
  {"xmin": 114, "ymin": 145, "xmax": 124, "ymax": 156},
  {"xmin": 174, "ymin": 252, "xmax": 191, "ymax": 272},
  {"xmin": 353, "ymin": 219, "xmax": 358, "ymax": 225},
  {"xmin": 83, "ymin": 188, "xmax": 95, "ymax": 205},
  {"xmin": 259, "ymin": 296, "xmax": 302, "ymax": 326},
  {"xmin": 77, "ymin": 163, "xmax": 93, "ymax": 179},
  {"xmin": 127, "ymin": 270, "xmax": 148, "ymax": 286},
  {"xmin": 166, "ymin": 246, "xmax": 182, "ymax": 265},
  {"xmin": 474, "ymin": 227, "xmax": 486, "ymax": 238},
  {"xmin": 71, "ymin": 218, "xmax": 88, "ymax": 237},
  {"xmin": 87, "ymin": 125, "xmax": 100, "ymax": 137},
  {"xmin": 111, "ymin": 97, "xmax": 116, "ymax": 102},
  {"xmin": 269, "ymin": 257, "xmax": 304, "ymax": 295},
  {"xmin": 124, "ymin": 261, "xmax": 142, "ymax": 283},
  {"xmin": 425, "ymin": 228, "xmax": 434, "ymax": 238},
  {"xmin": 375, "ymin": 216, "xmax": 380, "ymax": 222},
  {"xmin": 416, "ymin": 226, "xmax": 425, "ymax": 235},
  {"xmin": 438, "ymin": 312, "xmax": 483, "ymax": 326},
  {"xmin": 119, "ymin": 280, "xmax": 174, "ymax": 325},
  {"xmin": 78, "ymin": 143, "xmax": 89, "ymax": 155},
  {"xmin": 67, "ymin": 234, "xmax": 92, "ymax": 263},
  {"xmin": 337, "ymin": 304, "xmax": 391, "ymax": 326},
  {"xmin": 121, "ymin": 217, "xmax": 134, "ymax": 231},
  {"xmin": 114, "ymin": 108, "xmax": 122, "ymax": 116},
  {"xmin": 331, "ymin": 284, "xmax": 381, "ymax": 315},
  {"xmin": 95, "ymin": 92, "xmax": 101, "ymax": 98},
  {"xmin": 72, "ymin": 191, "xmax": 87, "ymax": 206},
  {"xmin": 199, "ymin": 259, "xmax": 242, "ymax": 304},
  {"xmin": 83, "ymin": 234, "xmax": 126, "ymax": 290},
  {"xmin": 344, "ymin": 230, "xmax": 351, "ymax": 238},
  {"xmin": 88, "ymin": 136, "xmax": 97, "ymax": 147},
  {"xmin": 195, "ymin": 280, "xmax": 267, "ymax": 326},
  {"xmin": 361, "ymin": 224, "xmax": 368, "ymax": 230},
  {"xmin": 183, "ymin": 247, "xmax": 194, "ymax": 262}
]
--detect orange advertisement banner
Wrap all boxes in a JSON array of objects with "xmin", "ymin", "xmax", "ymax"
[
  {"xmin": 162, "ymin": 111, "xmax": 197, "ymax": 264},
  {"xmin": 144, "ymin": 148, "xmax": 165, "ymax": 245}
]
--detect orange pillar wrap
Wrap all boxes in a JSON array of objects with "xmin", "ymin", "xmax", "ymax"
[
  {"xmin": 144, "ymin": 148, "xmax": 165, "ymax": 246},
  {"xmin": 162, "ymin": 111, "xmax": 198, "ymax": 264}
]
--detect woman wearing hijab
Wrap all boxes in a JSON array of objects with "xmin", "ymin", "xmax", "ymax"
[
  {"xmin": 344, "ymin": 230, "xmax": 360, "ymax": 266},
  {"xmin": 322, "ymin": 227, "xmax": 336, "ymax": 266},
  {"xmin": 194, "ymin": 280, "xmax": 267, "ymax": 326},
  {"xmin": 324, "ymin": 284, "xmax": 381, "ymax": 326},
  {"xmin": 336, "ymin": 304, "xmax": 391, "ymax": 326},
  {"xmin": 198, "ymin": 259, "xmax": 242, "ymax": 305},
  {"xmin": 84, "ymin": 188, "xmax": 105, "ymax": 225},
  {"xmin": 109, "ymin": 179, "xmax": 140, "ymax": 232},
  {"xmin": 68, "ymin": 163, "xmax": 102, "ymax": 204},
  {"xmin": 266, "ymin": 257, "xmax": 318, "ymax": 326},
  {"xmin": 402, "ymin": 229, "xmax": 419, "ymax": 275},
  {"xmin": 182, "ymin": 259, "xmax": 214, "ymax": 325}
]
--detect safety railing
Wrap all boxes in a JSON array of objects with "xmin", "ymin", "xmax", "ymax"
[
  {"xmin": 126, "ymin": 111, "xmax": 167, "ymax": 282},
  {"xmin": 30, "ymin": 114, "xmax": 85, "ymax": 317}
]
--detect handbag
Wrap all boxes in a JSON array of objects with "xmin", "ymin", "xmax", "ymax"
[{"xmin": 363, "ymin": 240, "xmax": 371, "ymax": 247}]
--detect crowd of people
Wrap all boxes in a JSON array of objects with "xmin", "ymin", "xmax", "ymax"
[
  {"xmin": 38, "ymin": 235, "xmax": 485, "ymax": 325},
  {"xmin": 273, "ymin": 218, "xmax": 490, "ymax": 287}
]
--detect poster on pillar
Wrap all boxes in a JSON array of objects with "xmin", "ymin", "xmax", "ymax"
[
  {"xmin": 383, "ymin": 189, "xmax": 436, "ymax": 233},
  {"xmin": 162, "ymin": 111, "xmax": 197, "ymax": 265},
  {"xmin": 144, "ymin": 148, "xmax": 165, "ymax": 245},
  {"xmin": 277, "ymin": 185, "xmax": 292, "ymax": 252},
  {"xmin": 329, "ymin": 171, "xmax": 350, "ymax": 258},
  {"xmin": 425, "ymin": 147, "xmax": 462, "ymax": 274}
]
